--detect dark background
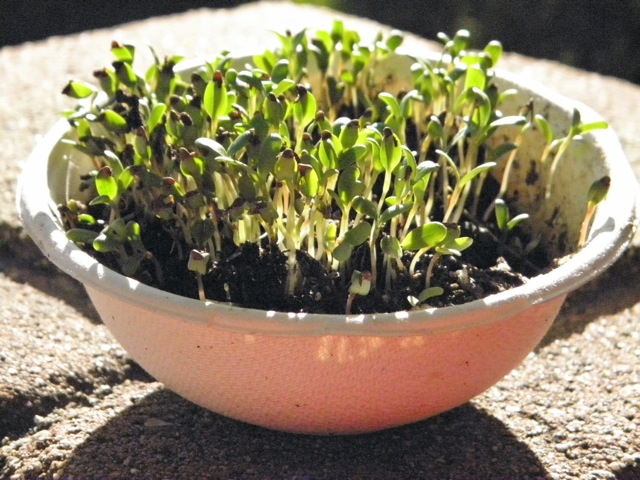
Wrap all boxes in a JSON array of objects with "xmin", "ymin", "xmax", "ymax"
[{"xmin": 2, "ymin": 0, "xmax": 639, "ymax": 84}]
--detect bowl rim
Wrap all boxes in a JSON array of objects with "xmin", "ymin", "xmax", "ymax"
[{"xmin": 16, "ymin": 50, "xmax": 638, "ymax": 336}]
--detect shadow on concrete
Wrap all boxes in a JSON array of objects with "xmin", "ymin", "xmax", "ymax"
[
  {"xmin": 62, "ymin": 389, "xmax": 548, "ymax": 479},
  {"xmin": 616, "ymin": 464, "xmax": 640, "ymax": 480},
  {"xmin": 0, "ymin": 231, "xmax": 101, "ymax": 324},
  {"xmin": 538, "ymin": 245, "xmax": 640, "ymax": 349}
]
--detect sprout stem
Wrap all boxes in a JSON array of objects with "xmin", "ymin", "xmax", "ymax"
[
  {"xmin": 196, "ymin": 272, "xmax": 206, "ymax": 301},
  {"xmin": 425, "ymin": 253, "xmax": 441, "ymax": 290},
  {"xmin": 578, "ymin": 204, "xmax": 597, "ymax": 249}
]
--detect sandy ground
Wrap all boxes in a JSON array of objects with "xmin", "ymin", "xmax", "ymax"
[{"xmin": 1, "ymin": 2, "xmax": 639, "ymax": 478}]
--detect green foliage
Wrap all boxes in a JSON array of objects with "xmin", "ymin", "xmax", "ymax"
[
  {"xmin": 578, "ymin": 176, "xmax": 611, "ymax": 248},
  {"xmin": 58, "ymin": 23, "xmax": 603, "ymax": 313}
]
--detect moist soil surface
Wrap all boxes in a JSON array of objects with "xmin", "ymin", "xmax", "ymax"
[{"xmin": 90, "ymin": 211, "xmax": 547, "ymax": 315}]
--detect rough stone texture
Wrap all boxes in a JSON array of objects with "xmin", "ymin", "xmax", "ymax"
[{"xmin": 1, "ymin": 2, "xmax": 639, "ymax": 479}]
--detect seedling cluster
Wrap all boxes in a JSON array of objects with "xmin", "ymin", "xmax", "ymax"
[{"xmin": 58, "ymin": 23, "xmax": 608, "ymax": 314}]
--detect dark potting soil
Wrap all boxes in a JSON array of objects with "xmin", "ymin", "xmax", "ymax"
[{"xmin": 90, "ymin": 211, "xmax": 547, "ymax": 315}]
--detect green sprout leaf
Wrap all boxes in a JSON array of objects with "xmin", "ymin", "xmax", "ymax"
[
  {"xmin": 378, "ymin": 92, "xmax": 401, "ymax": 120},
  {"xmin": 318, "ymin": 132, "xmax": 338, "ymax": 169},
  {"xmin": 379, "ymin": 203, "xmax": 412, "ymax": 226},
  {"xmin": 103, "ymin": 110, "xmax": 128, "ymax": 133},
  {"xmin": 571, "ymin": 108, "xmax": 581, "ymax": 129},
  {"xmin": 380, "ymin": 127, "xmax": 402, "ymax": 172},
  {"xmin": 93, "ymin": 218, "xmax": 127, "ymax": 252},
  {"xmin": 488, "ymin": 143, "xmax": 518, "ymax": 163},
  {"xmin": 489, "ymin": 115, "xmax": 527, "ymax": 129},
  {"xmin": 344, "ymin": 221, "xmax": 372, "ymax": 247},
  {"xmin": 95, "ymin": 166, "xmax": 118, "ymax": 201},
  {"xmin": 459, "ymin": 162, "xmax": 496, "ymax": 188},
  {"xmin": 338, "ymin": 119, "xmax": 360, "ymax": 149},
  {"xmin": 257, "ymin": 134, "xmax": 284, "ymax": 178},
  {"xmin": 293, "ymin": 85, "xmax": 317, "ymax": 129},
  {"xmin": 352, "ymin": 196, "xmax": 378, "ymax": 219},
  {"xmin": 381, "ymin": 236, "xmax": 402, "ymax": 259},
  {"xmin": 274, "ymin": 149, "xmax": 298, "ymax": 182},
  {"xmin": 469, "ymin": 87, "xmax": 492, "ymax": 128},
  {"xmin": 415, "ymin": 160, "xmax": 439, "ymax": 183},
  {"xmin": 195, "ymin": 137, "xmax": 227, "ymax": 159},
  {"xmin": 299, "ymin": 164, "xmax": 319, "ymax": 199},
  {"xmin": 92, "ymin": 234, "xmax": 119, "ymax": 253},
  {"xmin": 483, "ymin": 40, "xmax": 503, "ymax": 66},
  {"xmin": 494, "ymin": 199, "xmax": 509, "ymax": 231},
  {"xmin": 337, "ymin": 164, "xmax": 363, "ymax": 204},
  {"xmin": 432, "ymin": 225, "xmax": 473, "ymax": 256},
  {"xmin": 337, "ymin": 144, "xmax": 367, "ymax": 169},
  {"xmin": 534, "ymin": 114, "xmax": 554, "ymax": 144},
  {"xmin": 588, "ymin": 175, "xmax": 611, "ymax": 207},
  {"xmin": 349, "ymin": 270, "xmax": 372, "ymax": 296},
  {"xmin": 226, "ymin": 129, "xmax": 254, "ymax": 158},
  {"xmin": 578, "ymin": 176, "xmax": 611, "ymax": 248},
  {"xmin": 111, "ymin": 42, "xmax": 135, "ymax": 63},
  {"xmin": 203, "ymin": 72, "xmax": 228, "ymax": 122},
  {"xmin": 77, "ymin": 214, "xmax": 97, "ymax": 225},
  {"xmin": 264, "ymin": 93, "xmax": 286, "ymax": 127},
  {"xmin": 419, "ymin": 286, "xmax": 444, "ymax": 302},
  {"xmin": 576, "ymin": 121, "xmax": 609, "ymax": 135},
  {"xmin": 401, "ymin": 222, "xmax": 448, "ymax": 251},
  {"xmin": 271, "ymin": 59, "xmax": 290, "ymax": 84},
  {"xmin": 62, "ymin": 80, "xmax": 96, "ymax": 99},
  {"xmin": 102, "ymin": 150, "xmax": 124, "ymax": 177},
  {"xmin": 507, "ymin": 213, "xmax": 529, "ymax": 231},
  {"xmin": 113, "ymin": 61, "xmax": 138, "ymax": 86},
  {"xmin": 407, "ymin": 285, "xmax": 446, "ymax": 309},
  {"xmin": 148, "ymin": 103, "xmax": 167, "ymax": 134},
  {"xmin": 273, "ymin": 78, "xmax": 297, "ymax": 97},
  {"xmin": 332, "ymin": 241, "xmax": 353, "ymax": 262},
  {"xmin": 464, "ymin": 64, "xmax": 486, "ymax": 91},
  {"xmin": 66, "ymin": 228, "xmax": 99, "ymax": 245},
  {"xmin": 385, "ymin": 30, "xmax": 404, "ymax": 51},
  {"xmin": 179, "ymin": 154, "xmax": 204, "ymax": 179}
]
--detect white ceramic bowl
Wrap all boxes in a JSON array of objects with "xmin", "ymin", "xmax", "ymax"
[{"xmin": 17, "ymin": 52, "xmax": 637, "ymax": 434}]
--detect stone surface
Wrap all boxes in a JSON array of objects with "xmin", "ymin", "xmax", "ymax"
[{"xmin": 1, "ymin": 2, "xmax": 639, "ymax": 479}]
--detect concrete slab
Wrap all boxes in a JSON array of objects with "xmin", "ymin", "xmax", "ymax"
[{"xmin": 1, "ymin": 2, "xmax": 639, "ymax": 479}]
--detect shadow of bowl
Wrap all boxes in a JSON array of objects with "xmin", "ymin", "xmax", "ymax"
[{"xmin": 61, "ymin": 388, "xmax": 549, "ymax": 479}]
